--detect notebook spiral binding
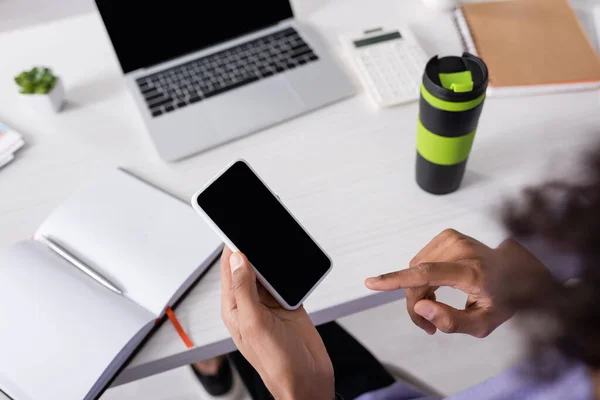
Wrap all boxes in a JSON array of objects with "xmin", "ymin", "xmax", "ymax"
[
  {"xmin": 453, "ymin": 9, "xmax": 494, "ymax": 83},
  {"xmin": 454, "ymin": 8, "xmax": 478, "ymax": 55},
  {"xmin": 453, "ymin": 10, "xmax": 469, "ymax": 53}
]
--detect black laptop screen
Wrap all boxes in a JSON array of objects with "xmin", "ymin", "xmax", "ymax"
[{"xmin": 96, "ymin": 0, "xmax": 295, "ymax": 73}]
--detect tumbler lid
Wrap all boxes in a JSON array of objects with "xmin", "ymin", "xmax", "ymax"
[{"xmin": 423, "ymin": 53, "xmax": 488, "ymax": 102}]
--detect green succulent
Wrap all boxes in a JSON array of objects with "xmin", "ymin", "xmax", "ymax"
[{"xmin": 14, "ymin": 67, "xmax": 58, "ymax": 95}]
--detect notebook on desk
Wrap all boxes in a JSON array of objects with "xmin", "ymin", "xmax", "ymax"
[
  {"xmin": 0, "ymin": 169, "xmax": 222, "ymax": 400},
  {"xmin": 455, "ymin": 0, "xmax": 600, "ymax": 96}
]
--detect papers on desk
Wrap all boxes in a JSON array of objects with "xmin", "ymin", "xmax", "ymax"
[{"xmin": 0, "ymin": 123, "xmax": 24, "ymax": 169}]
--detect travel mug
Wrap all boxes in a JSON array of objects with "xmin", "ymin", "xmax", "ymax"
[{"xmin": 416, "ymin": 52, "xmax": 488, "ymax": 195}]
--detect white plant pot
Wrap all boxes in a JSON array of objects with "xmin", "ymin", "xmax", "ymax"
[{"xmin": 22, "ymin": 77, "xmax": 65, "ymax": 113}]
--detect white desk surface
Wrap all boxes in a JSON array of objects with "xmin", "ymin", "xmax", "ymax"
[{"xmin": 1, "ymin": 0, "xmax": 599, "ymax": 386}]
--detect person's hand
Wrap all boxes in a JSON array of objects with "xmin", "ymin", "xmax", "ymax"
[
  {"xmin": 220, "ymin": 247, "xmax": 334, "ymax": 400},
  {"xmin": 365, "ymin": 229, "xmax": 549, "ymax": 338}
]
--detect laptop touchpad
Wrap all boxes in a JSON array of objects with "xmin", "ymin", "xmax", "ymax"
[{"xmin": 204, "ymin": 77, "xmax": 304, "ymax": 139}]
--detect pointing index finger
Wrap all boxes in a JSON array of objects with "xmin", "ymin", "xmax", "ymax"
[{"xmin": 365, "ymin": 262, "xmax": 478, "ymax": 292}]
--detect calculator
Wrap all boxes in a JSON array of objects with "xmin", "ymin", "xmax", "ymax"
[{"xmin": 343, "ymin": 28, "xmax": 429, "ymax": 107}]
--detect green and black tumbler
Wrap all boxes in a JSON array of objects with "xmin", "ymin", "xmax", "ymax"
[{"xmin": 416, "ymin": 53, "xmax": 488, "ymax": 195}]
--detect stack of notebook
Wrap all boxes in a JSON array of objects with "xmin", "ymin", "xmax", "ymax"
[
  {"xmin": 455, "ymin": 0, "xmax": 600, "ymax": 96},
  {"xmin": 0, "ymin": 122, "xmax": 25, "ymax": 169}
]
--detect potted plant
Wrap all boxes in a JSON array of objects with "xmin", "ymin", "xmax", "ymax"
[{"xmin": 14, "ymin": 67, "xmax": 65, "ymax": 113}]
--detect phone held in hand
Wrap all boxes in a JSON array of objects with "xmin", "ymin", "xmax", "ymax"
[{"xmin": 191, "ymin": 160, "xmax": 332, "ymax": 310}]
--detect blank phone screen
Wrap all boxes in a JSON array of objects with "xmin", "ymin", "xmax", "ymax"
[{"xmin": 196, "ymin": 161, "xmax": 331, "ymax": 306}]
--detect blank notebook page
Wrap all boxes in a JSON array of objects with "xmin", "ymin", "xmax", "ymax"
[
  {"xmin": 35, "ymin": 169, "xmax": 222, "ymax": 316},
  {"xmin": 461, "ymin": 0, "xmax": 600, "ymax": 87}
]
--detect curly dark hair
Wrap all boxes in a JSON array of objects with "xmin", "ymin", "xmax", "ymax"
[{"xmin": 501, "ymin": 147, "xmax": 600, "ymax": 370}]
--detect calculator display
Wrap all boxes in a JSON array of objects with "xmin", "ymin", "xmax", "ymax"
[{"xmin": 353, "ymin": 31, "xmax": 402, "ymax": 48}]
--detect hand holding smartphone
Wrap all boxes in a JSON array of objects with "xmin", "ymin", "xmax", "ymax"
[{"xmin": 191, "ymin": 160, "xmax": 332, "ymax": 310}]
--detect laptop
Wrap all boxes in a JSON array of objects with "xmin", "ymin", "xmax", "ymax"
[{"xmin": 95, "ymin": 0, "xmax": 355, "ymax": 162}]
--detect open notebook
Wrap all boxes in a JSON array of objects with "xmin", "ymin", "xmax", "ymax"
[
  {"xmin": 0, "ymin": 169, "xmax": 222, "ymax": 400},
  {"xmin": 455, "ymin": 0, "xmax": 600, "ymax": 96}
]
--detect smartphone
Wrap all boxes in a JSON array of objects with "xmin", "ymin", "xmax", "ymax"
[{"xmin": 191, "ymin": 160, "xmax": 333, "ymax": 310}]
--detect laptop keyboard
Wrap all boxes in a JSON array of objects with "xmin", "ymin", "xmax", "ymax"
[{"xmin": 136, "ymin": 27, "xmax": 319, "ymax": 118}]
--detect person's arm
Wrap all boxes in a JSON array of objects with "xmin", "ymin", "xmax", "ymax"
[
  {"xmin": 220, "ymin": 247, "xmax": 335, "ymax": 399},
  {"xmin": 365, "ymin": 229, "xmax": 550, "ymax": 337}
]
